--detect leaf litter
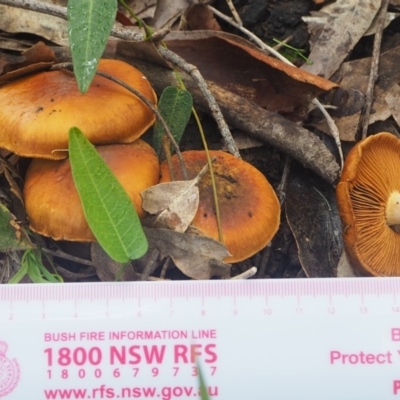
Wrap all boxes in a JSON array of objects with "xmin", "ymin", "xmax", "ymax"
[{"xmin": 0, "ymin": 0, "xmax": 398, "ymax": 281}]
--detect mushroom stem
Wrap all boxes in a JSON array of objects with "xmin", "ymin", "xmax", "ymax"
[{"xmin": 386, "ymin": 191, "xmax": 400, "ymax": 231}]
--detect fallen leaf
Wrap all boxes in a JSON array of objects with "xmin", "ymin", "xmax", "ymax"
[
  {"xmin": 285, "ymin": 164, "xmax": 342, "ymax": 277},
  {"xmin": 117, "ymin": 0, "xmax": 156, "ymax": 22},
  {"xmin": 151, "ymin": 0, "xmax": 190, "ymax": 28},
  {"xmin": 0, "ymin": 204, "xmax": 32, "ymax": 252},
  {"xmin": 142, "ymin": 180, "xmax": 199, "ymax": 232},
  {"xmin": 385, "ymin": 83, "xmax": 400, "ymax": 126},
  {"xmin": 316, "ymin": 45, "xmax": 400, "ymax": 140},
  {"xmin": 116, "ymin": 40, "xmax": 171, "ymax": 68},
  {"xmin": 0, "ymin": 1, "xmax": 69, "ymax": 46},
  {"xmin": 302, "ymin": 0, "xmax": 381, "ymax": 79},
  {"xmin": 165, "ymin": 30, "xmax": 338, "ymax": 120},
  {"xmin": 221, "ymin": 131, "xmax": 265, "ymax": 151},
  {"xmin": 180, "ymin": 4, "xmax": 222, "ymax": 31},
  {"xmin": 336, "ymin": 251, "xmax": 357, "ymax": 277},
  {"xmin": 144, "ymin": 227, "xmax": 231, "ymax": 280},
  {"xmin": 364, "ymin": 12, "xmax": 400, "ymax": 35},
  {"xmin": 0, "ymin": 42, "xmax": 56, "ymax": 85},
  {"xmin": 142, "ymin": 161, "xmax": 212, "ymax": 233},
  {"xmin": 91, "ymin": 243, "xmax": 138, "ymax": 282}
]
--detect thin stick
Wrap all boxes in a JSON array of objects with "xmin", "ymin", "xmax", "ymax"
[
  {"xmin": 42, "ymin": 248, "xmax": 95, "ymax": 267},
  {"xmin": 276, "ymin": 156, "xmax": 291, "ymax": 204},
  {"xmin": 256, "ymin": 244, "xmax": 272, "ymax": 279},
  {"xmin": 209, "ymin": 4, "xmax": 343, "ymax": 169},
  {"xmin": 231, "ymin": 266, "xmax": 257, "ymax": 280},
  {"xmin": 359, "ymin": 0, "xmax": 390, "ymax": 140},
  {"xmin": 224, "ymin": 0, "xmax": 242, "ymax": 25}
]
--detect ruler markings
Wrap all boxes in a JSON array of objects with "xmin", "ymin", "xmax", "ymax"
[{"xmin": 3, "ymin": 278, "xmax": 400, "ymax": 303}]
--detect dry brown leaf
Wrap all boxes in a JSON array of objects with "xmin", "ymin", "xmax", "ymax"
[
  {"xmin": 151, "ymin": 0, "xmax": 191, "ymax": 29},
  {"xmin": 144, "ymin": 227, "xmax": 231, "ymax": 280},
  {"xmin": 142, "ymin": 180, "xmax": 199, "ymax": 232},
  {"xmin": 285, "ymin": 165, "xmax": 342, "ymax": 278},
  {"xmin": 0, "ymin": 1, "xmax": 69, "ymax": 46},
  {"xmin": 385, "ymin": 83, "xmax": 400, "ymax": 126},
  {"xmin": 116, "ymin": 40, "xmax": 171, "ymax": 69},
  {"xmin": 0, "ymin": 42, "xmax": 56, "ymax": 85},
  {"xmin": 180, "ymin": 4, "xmax": 222, "ymax": 31},
  {"xmin": 316, "ymin": 45, "xmax": 400, "ymax": 140},
  {"xmin": 302, "ymin": 0, "xmax": 381, "ymax": 79},
  {"xmin": 336, "ymin": 251, "xmax": 357, "ymax": 277},
  {"xmin": 165, "ymin": 31, "xmax": 338, "ymax": 120},
  {"xmin": 305, "ymin": 11, "xmax": 399, "ymax": 45},
  {"xmin": 91, "ymin": 243, "xmax": 138, "ymax": 282},
  {"xmin": 4, "ymin": 168, "xmax": 23, "ymax": 206},
  {"xmin": 116, "ymin": 0, "xmax": 156, "ymax": 27}
]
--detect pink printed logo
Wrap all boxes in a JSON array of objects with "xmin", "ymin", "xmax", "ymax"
[{"xmin": 0, "ymin": 341, "xmax": 20, "ymax": 398}]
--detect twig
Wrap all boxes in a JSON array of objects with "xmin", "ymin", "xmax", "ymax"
[
  {"xmin": 159, "ymin": 257, "xmax": 172, "ymax": 279},
  {"xmin": 138, "ymin": 249, "xmax": 159, "ymax": 281},
  {"xmin": 276, "ymin": 156, "xmax": 291, "ymax": 204},
  {"xmin": 256, "ymin": 244, "xmax": 272, "ymax": 279},
  {"xmin": 42, "ymin": 248, "xmax": 95, "ymax": 267},
  {"xmin": 224, "ymin": 0, "xmax": 242, "ymax": 25},
  {"xmin": 359, "ymin": 0, "xmax": 390, "ymax": 140},
  {"xmin": 209, "ymin": 4, "xmax": 344, "ymax": 169},
  {"xmin": 0, "ymin": 0, "xmax": 240, "ymax": 158},
  {"xmin": 231, "ymin": 266, "xmax": 257, "ymax": 279},
  {"xmin": 312, "ymin": 98, "xmax": 343, "ymax": 168}
]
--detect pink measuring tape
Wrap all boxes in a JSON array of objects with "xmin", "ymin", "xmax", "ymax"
[{"xmin": 0, "ymin": 277, "xmax": 400, "ymax": 399}]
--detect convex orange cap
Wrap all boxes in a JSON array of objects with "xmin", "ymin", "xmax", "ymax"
[
  {"xmin": 23, "ymin": 140, "xmax": 160, "ymax": 241},
  {"xmin": 336, "ymin": 132, "xmax": 400, "ymax": 276},
  {"xmin": 0, "ymin": 59, "xmax": 157, "ymax": 159},
  {"xmin": 160, "ymin": 150, "xmax": 280, "ymax": 263}
]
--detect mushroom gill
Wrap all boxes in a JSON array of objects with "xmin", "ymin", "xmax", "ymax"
[{"xmin": 337, "ymin": 132, "xmax": 400, "ymax": 276}]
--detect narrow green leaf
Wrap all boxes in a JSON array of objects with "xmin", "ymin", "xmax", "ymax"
[
  {"xmin": 197, "ymin": 363, "xmax": 211, "ymax": 400},
  {"xmin": 153, "ymin": 86, "xmax": 193, "ymax": 158},
  {"xmin": 68, "ymin": 127, "xmax": 148, "ymax": 263},
  {"xmin": 67, "ymin": 0, "xmax": 117, "ymax": 93},
  {"xmin": 0, "ymin": 204, "xmax": 32, "ymax": 252},
  {"xmin": 9, "ymin": 249, "xmax": 63, "ymax": 284}
]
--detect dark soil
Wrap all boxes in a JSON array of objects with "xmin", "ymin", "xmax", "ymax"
[{"xmin": 2, "ymin": 0, "xmax": 399, "ymax": 283}]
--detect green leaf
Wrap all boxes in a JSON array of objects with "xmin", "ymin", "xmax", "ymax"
[
  {"xmin": 153, "ymin": 86, "xmax": 193, "ymax": 158},
  {"xmin": 197, "ymin": 363, "xmax": 211, "ymax": 400},
  {"xmin": 9, "ymin": 249, "xmax": 63, "ymax": 284},
  {"xmin": 68, "ymin": 127, "xmax": 148, "ymax": 263},
  {"xmin": 67, "ymin": 0, "xmax": 117, "ymax": 93},
  {"xmin": 0, "ymin": 204, "xmax": 33, "ymax": 252}
]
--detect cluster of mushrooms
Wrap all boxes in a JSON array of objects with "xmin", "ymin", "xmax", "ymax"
[
  {"xmin": 1, "ymin": 57, "xmax": 397, "ymax": 275},
  {"xmin": 0, "ymin": 58, "xmax": 281, "ymax": 265}
]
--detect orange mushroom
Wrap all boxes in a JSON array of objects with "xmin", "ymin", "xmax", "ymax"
[
  {"xmin": 0, "ymin": 59, "xmax": 157, "ymax": 159},
  {"xmin": 336, "ymin": 132, "xmax": 400, "ymax": 276},
  {"xmin": 23, "ymin": 140, "xmax": 160, "ymax": 241},
  {"xmin": 159, "ymin": 150, "xmax": 280, "ymax": 263}
]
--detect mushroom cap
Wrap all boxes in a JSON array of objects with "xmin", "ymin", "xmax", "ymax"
[
  {"xmin": 23, "ymin": 139, "xmax": 160, "ymax": 241},
  {"xmin": 159, "ymin": 150, "xmax": 280, "ymax": 263},
  {"xmin": 336, "ymin": 132, "xmax": 400, "ymax": 276},
  {"xmin": 0, "ymin": 59, "xmax": 157, "ymax": 159}
]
